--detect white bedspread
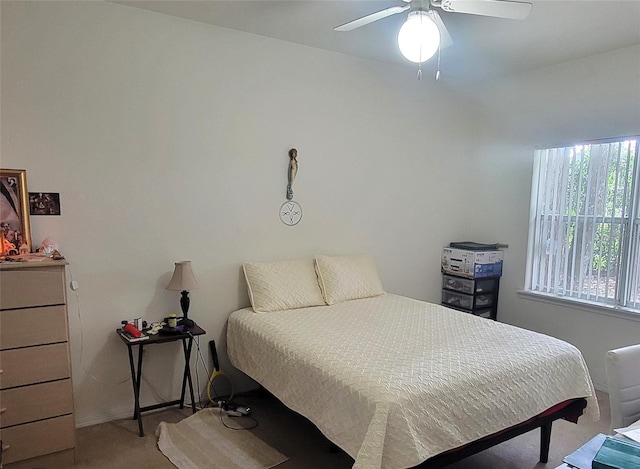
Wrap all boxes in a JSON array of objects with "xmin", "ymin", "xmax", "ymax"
[{"xmin": 227, "ymin": 294, "xmax": 598, "ymax": 469}]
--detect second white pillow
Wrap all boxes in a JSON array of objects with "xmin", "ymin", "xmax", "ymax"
[{"xmin": 315, "ymin": 254, "xmax": 385, "ymax": 305}]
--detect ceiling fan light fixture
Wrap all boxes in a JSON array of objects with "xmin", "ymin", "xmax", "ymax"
[{"xmin": 398, "ymin": 11, "xmax": 441, "ymax": 63}]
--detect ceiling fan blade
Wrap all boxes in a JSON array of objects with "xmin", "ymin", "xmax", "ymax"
[
  {"xmin": 334, "ymin": 5, "xmax": 410, "ymax": 32},
  {"xmin": 428, "ymin": 10, "xmax": 453, "ymax": 49},
  {"xmin": 440, "ymin": 0, "xmax": 532, "ymax": 20}
]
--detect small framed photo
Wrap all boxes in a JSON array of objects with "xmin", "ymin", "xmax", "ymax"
[
  {"xmin": 29, "ymin": 192, "xmax": 61, "ymax": 216},
  {"xmin": 1, "ymin": 169, "xmax": 32, "ymax": 254}
]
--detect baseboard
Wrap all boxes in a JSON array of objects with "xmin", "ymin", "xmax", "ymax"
[
  {"xmin": 75, "ymin": 395, "xmax": 207, "ymax": 428},
  {"xmin": 593, "ymin": 382, "xmax": 607, "ymax": 393},
  {"xmin": 75, "ymin": 405, "xmax": 138, "ymax": 428}
]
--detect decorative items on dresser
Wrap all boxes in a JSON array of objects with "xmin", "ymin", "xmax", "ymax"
[{"xmin": 0, "ymin": 260, "xmax": 75, "ymax": 468}]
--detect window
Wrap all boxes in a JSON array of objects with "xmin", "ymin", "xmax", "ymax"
[{"xmin": 526, "ymin": 137, "xmax": 640, "ymax": 312}]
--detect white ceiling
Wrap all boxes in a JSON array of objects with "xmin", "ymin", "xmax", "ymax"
[{"xmin": 112, "ymin": 0, "xmax": 640, "ymax": 83}]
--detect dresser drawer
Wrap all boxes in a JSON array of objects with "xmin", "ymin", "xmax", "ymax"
[
  {"xmin": 0, "ymin": 414, "xmax": 75, "ymax": 464},
  {"xmin": 2, "ymin": 448, "xmax": 75, "ymax": 469},
  {"xmin": 0, "ymin": 343, "xmax": 70, "ymax": 389},
  {"xmin": 0, "ymin": 306, "xmax": 68, "ymax": 350},
  {"xmin": 1, "ymin": 379, "xmax": 74, "ymax": 428},
  {"xmin": 0, "ymin": 268, "xmax": 66, "ymax": 309}
]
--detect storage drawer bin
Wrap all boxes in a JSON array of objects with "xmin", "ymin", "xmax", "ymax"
[
  {"xmin": 474, "ymin": 309, "xmax": 493, "ymax": 319},
  {"xmin": 441, "ymin": 268, "xmax": 500, "ymax": 321},
  {"xmin": 475, "ymin": 294, "xmax": 495, "ymax": 308},
  {"xmin": 442, "ymin": 275, "xmax": 498, "ymax": 294},
  {"xmin": 442, "ymin": 290, "xmax": 473, "ymax": 310},
  {"xmin": 474, "ymin": 278, "xmax": 498, "ymax": 293},
  {"xmin": 442, "ymin": 275, "xmax": 475, "ymax": 294}
]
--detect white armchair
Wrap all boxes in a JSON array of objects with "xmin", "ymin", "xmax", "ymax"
[{"xmin": 606, "ymin": 344, "xmax": 640, "ymax": 433}]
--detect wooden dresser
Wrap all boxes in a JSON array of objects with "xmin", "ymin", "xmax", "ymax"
[{"xmin": 0, "ymin": 260, "xmax": 76, "ymax": 468}]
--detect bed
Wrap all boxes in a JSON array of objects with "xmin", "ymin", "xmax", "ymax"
[{"xmin": 227, "ymin": 255, "xmax": 599, "ymax": 469}]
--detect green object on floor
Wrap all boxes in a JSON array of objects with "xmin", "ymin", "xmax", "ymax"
[{"xmin": 592, "ymin": 436, "xmax": 640, "ymax": 469}]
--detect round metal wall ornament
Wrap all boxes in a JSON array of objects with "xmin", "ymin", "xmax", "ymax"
[{"xmin": 280, "ymin": 200, "xmax": 302, "ymax": 226}]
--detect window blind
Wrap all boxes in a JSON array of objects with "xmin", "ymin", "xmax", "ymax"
[{"xmin": 528, "ymin": 138, "xmax": 639, "ymax": 311}]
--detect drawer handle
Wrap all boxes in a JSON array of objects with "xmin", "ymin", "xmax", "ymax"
[
  {"xmin": 0, "ymin": 407, "xmax": 6, "ymax": 413},
  {"xmin": 1, "ymin": 443, "xmax": 9, "ymax": 451}
]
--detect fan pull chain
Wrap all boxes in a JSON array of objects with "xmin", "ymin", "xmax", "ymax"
[
  {"xmin": 418, "ymin": 13, "xmax": 424, "ymax": 80},
  {"xmin": 435, "ymin": 42, "xmax": 441, "ymax": 81}
]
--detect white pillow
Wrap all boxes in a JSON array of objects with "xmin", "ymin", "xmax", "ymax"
[
  {"xmin": 314, "ymin": 254, "xmax": 385, "ymax": 305},
  {"xmin": 243, "ymin": 258, "xmax": 326, "ymax": 312}
]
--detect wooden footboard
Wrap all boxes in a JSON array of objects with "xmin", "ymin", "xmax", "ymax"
[{"xmin": 416, "ymin": 398, "xmax": 588, "ymax": 468}]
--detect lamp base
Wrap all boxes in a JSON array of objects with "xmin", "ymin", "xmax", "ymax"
[
  {"xmin": 179, "ymin": 317, "xmax": 194, "ymax": 328},
  {"xmin": 178, "ymin": 290, "xmax": 194, "ymax": 328}
]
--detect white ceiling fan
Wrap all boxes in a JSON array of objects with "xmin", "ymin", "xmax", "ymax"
[{"xmin": 335, "ymin": 0, "xmax": 532, "ymax": 73}]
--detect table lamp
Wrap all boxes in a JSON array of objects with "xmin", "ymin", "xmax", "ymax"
[{"xmin": 166, "ymin": 260, "xmax": 199, "ymax": 327}]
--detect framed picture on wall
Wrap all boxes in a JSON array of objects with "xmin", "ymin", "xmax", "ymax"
[
  {"xmin": 1, "ymin": 168, "xmax": 32, "ymax": 255},
  {"xmin": 29, "ymin": 192, "xmax": 61, "ymax": 215}
]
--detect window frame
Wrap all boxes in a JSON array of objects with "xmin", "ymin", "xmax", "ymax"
[{"xmin": 524, "ymin": 135, "xmax": 640, "ymax": 317}]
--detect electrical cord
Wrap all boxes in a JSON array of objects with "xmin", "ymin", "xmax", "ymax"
[
  {"xmin": 69, "ymin": 269, "xmax": 205, "ymax": 409},
  {"xmin": 193, "ymin": 336, "xmax": 216, "ymax": 408},
  {"xmin": 72, "ymin": 263, "xmax": 178, "ymax": 404},
  {"xmin": 68, "ymin": 266, "xmax": 129, "ymax": 386},
  {"xmin": 181, "ymin": 332, "xmax": 211, "ymax": 410},
  {"xmin": 191, "ymin": 335, "xmax": 235, "ymax": 411},
  {"xmin": 67, "ymin": 270, "xmax": 255, "ymax": 430},
  {"xmin": 136, "ymin": 331, "xmax": 205, "ymax": 409},
  {"xmin": 193, "ymin": 335, "xmax": 203, "ymax": 408},
  {"xmin": 217, "ymin": 401, "xmax": 258, "ymax": 430},
  {"xmin": 191, "ymin": 337, "xmax": 257, "ymax": 430},
  {"xmin": 192, "ymin": 335, "xmax": 216, "ymax": 409}
]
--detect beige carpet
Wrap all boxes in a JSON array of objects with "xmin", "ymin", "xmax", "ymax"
[{"xmin": 156, "ymin": 408, "xmax": 288, "ymax": 469}]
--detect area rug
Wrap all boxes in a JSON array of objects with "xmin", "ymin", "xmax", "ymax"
[{"xmin": 156, "ymin": 408, "xmax": 288, "ymax": 469}]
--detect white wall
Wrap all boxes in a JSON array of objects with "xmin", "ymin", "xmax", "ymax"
[
  {"xmin": 467, "ymin": 44, "xmax": 640, "ymax": 390},
  {"xmin": 1, "ymin": 1, "xmax": 481, "ymax": 426},
  {"xmin": 4, "ymin": 0, "xmax": 638, "ymax": 428}
]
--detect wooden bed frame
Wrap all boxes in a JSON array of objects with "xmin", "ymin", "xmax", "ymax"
[
  {"xmin": 417, "ymin": 398, "xmax": 588, "ymax": 468},
  {"xmin": 324, "ymin": 397, "xmax": 587, "ymax": 468}
]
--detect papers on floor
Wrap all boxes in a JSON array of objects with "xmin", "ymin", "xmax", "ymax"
[
  {"xmin": 564, "ymin": 432, "xmax": 640, "ymax": 469},
  {"xmin": 563, "ymin": 433, "xmax": 607, "ymax": 469},
  {"xmin": 614, "ymin": 424, "xmax": 640, "ymax": 444},
  {"xmin": 593, "ymin": 435, "xmax": 640, "ymax": 469}
]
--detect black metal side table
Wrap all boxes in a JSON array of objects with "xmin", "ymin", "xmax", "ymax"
[{"xmin": 116, "ymin": 323, "xmax": 206, "ymax": 437}]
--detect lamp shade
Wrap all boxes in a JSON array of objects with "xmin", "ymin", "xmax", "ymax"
[
  {"xmin": 166, "ymin": 261, "xmax": 199, "ymax": 291},
  {"xmin": 398, "ymin": 11, "xmax": 440, "ymax": 63}
]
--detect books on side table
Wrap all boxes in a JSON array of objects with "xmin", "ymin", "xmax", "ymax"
[{"xmin": 119, "ymin": 328, "xmax": 150, "ymax": 342}]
